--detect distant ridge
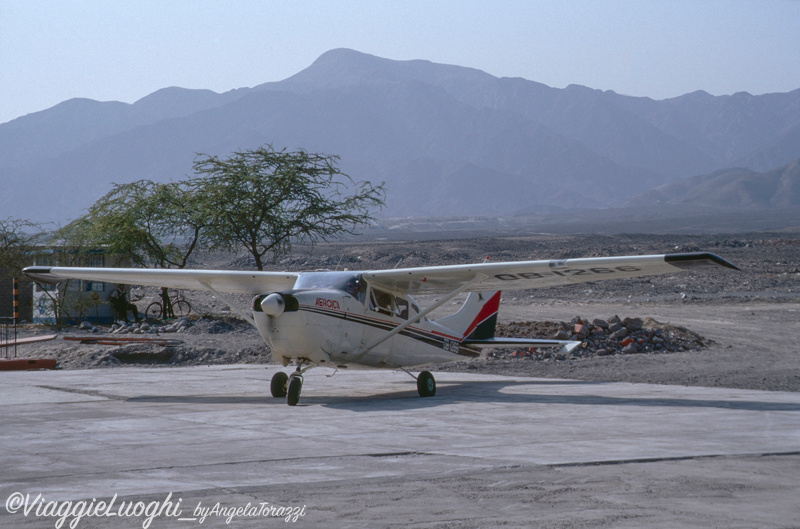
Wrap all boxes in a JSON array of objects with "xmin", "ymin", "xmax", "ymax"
[
  {"xmin": 1, "ymin": 48, "xmax": 799, "ymax": 224},
  {"xmin": 629, "ymin": 158, "xmax": 800, "ymax": 209}
]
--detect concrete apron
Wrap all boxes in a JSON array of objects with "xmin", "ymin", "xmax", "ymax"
[{"xmin": 1, "ymin": 365, "xmax": 798, "ymax": 501}]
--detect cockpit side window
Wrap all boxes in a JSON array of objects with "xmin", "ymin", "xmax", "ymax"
[
  {"xmin": 364, "ymin": 285, "xmax": 424, "ymax": 321},
  {"xmin": 355, "ymin": 278, "xmax": 367, "ymax": 304},
  {"xmin": 395, "ymin": 296, "xmax": 409, "ymax": 320},
  {"xmin": 367, "ymin": 288, "xmax": 415, "ymax": 320},
  {"xmin": 369, "ymin": 287, "xmax": 394, "ymax": 316}
]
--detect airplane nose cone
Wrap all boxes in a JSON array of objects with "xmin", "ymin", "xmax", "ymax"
[{"xmin": 261, "ymin": 293, "xmax": 285, "ymax": 317}]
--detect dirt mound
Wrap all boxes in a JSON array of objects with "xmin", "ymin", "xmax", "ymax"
[{"xmin": 183, "ymin": 318, "xmax": 244, "ymax": 335}]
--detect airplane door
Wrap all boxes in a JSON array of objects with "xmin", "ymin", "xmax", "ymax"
[{"xmin": 362, "ymin": 285, "xmax": 398, "ymax": 357}]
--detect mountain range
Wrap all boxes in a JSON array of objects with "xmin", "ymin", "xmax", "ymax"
[{"xmin": 1, "ymin": 48, "xmax": 799, "ymax": 225}]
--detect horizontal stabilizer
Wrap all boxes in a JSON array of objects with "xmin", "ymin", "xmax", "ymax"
[{"xmin": 462, "ymin": 337, "xmax": 581, "ymax": 354}]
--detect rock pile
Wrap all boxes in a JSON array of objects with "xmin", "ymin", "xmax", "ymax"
[
  {"xmin": 108, "ymin": 317, "xmax": 194, "ymax": 335},
  {"xmin": 494, "ymin": 316, "xmax": 708, "ymax": 361}
]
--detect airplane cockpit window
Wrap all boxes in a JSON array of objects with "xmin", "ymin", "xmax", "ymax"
[
  {"xmin": 370, "ymin": 288, "xmax": 394, "ymax": 316},
  {"xmin": 368, "ymin": 289, "xmax": 414, "ymax": 320},
  {"xmin": 395, "ymin": 296, "xmax": 409, "ymax": 320},
  {"xmin": 295, "ymin": 271, "xmax": 363, "ymax": 300},
  {"xmin": 354, "ymin": 278, "xmax": 367, "ymax": 303}
]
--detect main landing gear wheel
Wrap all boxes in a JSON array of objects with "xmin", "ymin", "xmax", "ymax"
[
  {"xmin": 417, "ymin": 370, "xmax": 436, "ymax": 397},
  {"xmin": 270, "ymin": 371, "xmax": 289, "ymax": 398},
  {"xmin": 287, "ymin": 375, "xmax": 303, "ymax": 406}
]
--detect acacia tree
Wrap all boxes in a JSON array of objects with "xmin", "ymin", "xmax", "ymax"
[
  {"xmin": 65, "ymin": 180, "xmax": 207, "ymax": 269},
  {"xmin": 0, "ymin": 218, "xmax": 43, "ymax": 324},
  {"xmin": 191, "ymin": 145, "xmax": 385, "ymax": 270},
  {"xmin": 0, "ymin": 217, "xmax": 42, "ymax": 278},
  {"xmin": 62, "ymin": 180, "xmax": 209, "ymax": 318}
]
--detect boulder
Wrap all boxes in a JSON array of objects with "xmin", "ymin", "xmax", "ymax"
[
  {"xmin": 611, "ymin": 328, "xmax": 628, "ymax": 340},
  {"xmin": 622, "ymin": 343, "xmax": 639, "ymax": 354}
]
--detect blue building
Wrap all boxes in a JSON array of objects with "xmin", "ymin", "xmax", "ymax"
[{"xmin": 31, "ymin": 249, "xmax": 126, "ymax": 325}]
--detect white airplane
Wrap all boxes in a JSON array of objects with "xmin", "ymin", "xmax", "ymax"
[{"xmin": 24, "ymin": 251, "xmax": 737, "ymax": 405}]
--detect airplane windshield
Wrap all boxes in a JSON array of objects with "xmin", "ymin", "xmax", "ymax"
[{"xmin": 295, "ymin": 272, "xmax": 364, "ymax": 298}]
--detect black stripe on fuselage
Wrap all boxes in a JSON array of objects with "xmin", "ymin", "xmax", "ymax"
[{"xmin": 298, "ymin": 305, "xmax": 480, "ymax": 358}]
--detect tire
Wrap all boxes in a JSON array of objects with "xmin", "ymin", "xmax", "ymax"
[
  {"xmin": 417, "ymin": 370, "xmax": 436, "ymax": 397},
  {"xmin": 270, "ymin": 371, "xmax": 289, "ymax": 398},
  {"xmin": 145, "ymin": 302, "xmax": 163, "ymax": 321},
  {"xmin": 287, "ymin": 376, "xmax": 303, "ymax": 406},
  {"xmin": 174, "ymin": 300, "xmax": 192, "ymax": 317}
]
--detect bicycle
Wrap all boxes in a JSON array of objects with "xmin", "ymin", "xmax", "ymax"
[{"xmin": 145, "ymin": 289, "xmax": 192, "ymax": 321}]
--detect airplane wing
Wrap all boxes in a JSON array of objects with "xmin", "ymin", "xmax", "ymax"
[
  {"xmin": 23, "ymin": 266, "xmax": 299, "ymax": 296},
  {"xmin": 364, "ymin": 252, "xmax": 739, "ymax": 295},
  {"xmin": 24, "ymin": 252, "xmax": 737, "ymax": 297}
]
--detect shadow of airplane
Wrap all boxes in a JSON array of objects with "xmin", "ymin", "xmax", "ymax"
[{"xmin": 125, "ymin": 377, "xmax": 800, "ymax": 413}]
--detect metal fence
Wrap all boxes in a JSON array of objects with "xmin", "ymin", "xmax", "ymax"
[{"xmin": 1, "ymin": 316, "xmax": 17, "ymax": 358}]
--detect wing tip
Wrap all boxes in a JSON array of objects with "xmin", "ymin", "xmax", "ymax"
[
  {"xmin": 665, "ymin": 252, "xmax": 740, "ymax": 271},
  {"xmin": 22, "ymin": 266, "xmax": 60, "ymax": 283}
]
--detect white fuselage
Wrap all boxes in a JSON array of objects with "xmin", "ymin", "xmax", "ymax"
[{"xmin": 253, "ymin": 286, "xmax": 478, "ymax": 369}]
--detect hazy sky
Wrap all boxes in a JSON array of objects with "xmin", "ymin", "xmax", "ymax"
[{"xmin": 2, "ymin": 0, "xmax": 799, "ymax": 125}]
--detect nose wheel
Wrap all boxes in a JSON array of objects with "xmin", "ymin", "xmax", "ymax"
[
  {"xmin": 271, "ymin": 365, "xmax": 308, "ymax": 405},
  {"xmin": 270, "ymin": 371, "xmax": 289, "ymax": 398},
  {"xmin": 287, "ymin": 375, "xmax": 303, "ymax": 406}
]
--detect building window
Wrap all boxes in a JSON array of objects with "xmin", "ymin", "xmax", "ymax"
[
  {"xmin": 34, "ymin": 282, "xmax": 56, "ymax": 293},
  {"xmin": 84, "ymin": 254, "xmax": 105, "ymax": 268},
  {"xmin": 36, "ymin": 255, "xmax": 54, "ymax": 267}
]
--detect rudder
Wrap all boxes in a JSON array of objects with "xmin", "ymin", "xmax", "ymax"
[{"xmin": 435, "ymin": 291, "xmax": 501, "ymax": 341}]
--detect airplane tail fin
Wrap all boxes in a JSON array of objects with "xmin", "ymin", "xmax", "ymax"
[
  {"xmin": 435, "ymin": 291, "xmax": 501, "ymax": 341},
  {"xmin": 436, "ymin": 291, "xmax": 583, "ymax": 354}
]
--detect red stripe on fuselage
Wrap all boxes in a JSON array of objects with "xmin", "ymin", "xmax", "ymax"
[{"xmin": 299, "ymin": 304, "xmax": 463, "ymax": 342}]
